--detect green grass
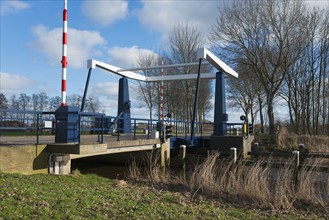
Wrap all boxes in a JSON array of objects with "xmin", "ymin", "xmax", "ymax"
[{"xmin": 0, "ymin": 173, "xmax": 326, "ymax": 219}]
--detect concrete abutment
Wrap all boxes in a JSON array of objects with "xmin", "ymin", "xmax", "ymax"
[{"xmin": 0, "ymin": 138, "xmax": 170, "ymax": 175}]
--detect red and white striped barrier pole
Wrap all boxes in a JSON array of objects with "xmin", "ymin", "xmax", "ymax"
[
  {"xmin": 60, "ymin": 0, "xmax": 68, "ymax": 106},
  {"xmin": 160, "ymin": 57, "xmax": 164, "ymax": 121}
]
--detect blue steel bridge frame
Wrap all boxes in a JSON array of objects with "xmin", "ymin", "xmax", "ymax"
[{"xmin": 64, "ymin": 48, "xmax": 238, "ymax": 145}]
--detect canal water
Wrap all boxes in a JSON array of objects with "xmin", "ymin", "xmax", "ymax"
[
  {"xmin": 71, "ymin": 150, "xmax": 207, "ymax": 180},
  {"xmin": 71, "ymin": 151, "xmax": 160, "ymax": 180}
]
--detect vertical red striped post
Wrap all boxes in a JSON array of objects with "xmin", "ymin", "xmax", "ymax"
[
  {"xmin": 60, "ymin": 0, "xmax": 68, "ymax": 106},
  {"xmin": 160, "ymin": 57, "xmax": 164, "ymax": 121}
]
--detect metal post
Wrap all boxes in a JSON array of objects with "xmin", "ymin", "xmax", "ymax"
[
  {"xmin": 292, "ymin": 150, "xmax": 300, "ymax": 187},
  {"xmin": 175, "ymin": 120, "xmax": 178, "ymax": 138},
  {"xmin": 117, "ymin": 125, "xmax": 120, "ymax": 141},
  {"xmin": 147, "ymin": 120, "xmax": 150, "ymax": 139},
  {"xmin": 118, "ymin": 78, "xmax": 132, "ymax": 133},
  {"xmin": 230, "ymin": 147, "xmax": 237, "ymax": 163},
  {"xmin": 213, "ymin": 71, "xmax": 228, "ymax": 136},
  {"xmin": 292, "ymin": 150, "xmax": 300, "ymax": 167},
  {"xmin": 184, "ymin": 122, "xmax": 187, "ymax": 139},
  {"xmin": 134, "ymin": 119, "xmax": 137, "ymax": 140},
  {"xmin": 179, "ymin": 145, "xmax": 186, "ymax": 168},
  {"xmin": 78, "ymin": 114, "xmax": 81, "ymax": 144},
  {"xmin": 97, "ymin": 116, "xmax": 100, "ymax": 143},
  {"xmin": 36, "ymin": 114, "xmax": 40, "ymax": 145},
  {"xmin": 61, "ymin": 0, "xmax": 68, "ymax": 106},
  {"xmin": 190, "ymin": 58, "xmax": 203, "ymax": 145},
  {"xmin": 101, "ymin": 115, "xmax": 104, "ymax": 144},
  {"xmin": 81, "ymin": 68, "xmax": 92, "ymax": 112}
]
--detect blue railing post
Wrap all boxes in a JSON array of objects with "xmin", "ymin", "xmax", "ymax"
[
  {"xmin": 101, "ymin": 115, "xmax": 104, "ymax": 144},
  {"xmin": 36, "ymin": 114, "xmax": 40, "ymax": 145},
  {"xmin": 147, "ymin": 120, "xmax": 150, "ymax": 139},
  {"xmin": 175, "ymin": 120, "xmax": 178, "ymax": 138},
  {"xmin": 78, "ymin": 114, "xmax": 81, "ymax": 144},
  {"xmin": 185, "ymin": 122, "xmax": 187, "ymax": 139},
  {"xmin": 117, "ymin": 122, "xmax": 120, "ymax": 141},
  {"xmin": 134, "ymin": 119, "xmax": 137, "ymax": 140}
]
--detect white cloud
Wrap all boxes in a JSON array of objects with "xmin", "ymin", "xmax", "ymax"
[
  {"xmin": 91, "ymin": 82, "xmax": 118, "ymax": 115},
  {"xmin": 137, "ymin": 1, "xmax": 220, "ymax": 34},
  {"xmin": 90, "ymin": 79, "xmax": 150, "ymax": 117},
  {"xmin": 30, "ymin": 25, "xmax": 106, "ymax": 68},
  {"xmin": 81, "ymin": 0, "xmax": 128, "ymax": 26},
  {"xmin": 0, "ymin": 72, "xmax": 34, "ymax": 96},
  {"xmin": 92, "ymin": 82, "xmax": 118, "ymax": 97},
  {"xmin": 108, "ymin": 46, "xmax": 158, "ymax": 68},
  {"xmin": 0, "ymin": 0, "xmax": 30, "ymax": 16}
]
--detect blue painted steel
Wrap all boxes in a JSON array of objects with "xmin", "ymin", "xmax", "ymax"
[
  {"xmin": 55, "ymin": 106, "xmax": 80, "ymax": 143},
  {"xmin": 213, "ymin": 71, "xmax": 228, "ymax": 136},
  {"xmin": 81, "ymin": 68, "xmax": 92, "ymax": 112},
  {"xmin": 190, "ymin": 58, "xmax": 203, "ymax": 145},
  {"xmin": 117, "ymin": 78, "xmax": 132, "ymax": 133}
]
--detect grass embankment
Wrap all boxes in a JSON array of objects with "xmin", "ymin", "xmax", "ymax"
[
  {"xmin": 0, "ymin": 172, "xmax": 324, "ymax": 220},
  {"xmin": 128, "ymin": 152, "xmax": 329, "ymax": 219}
]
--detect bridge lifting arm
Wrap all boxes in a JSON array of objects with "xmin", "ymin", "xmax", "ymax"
[
  {"xmin": 86, "ymin": 48, "xmax": 238, "ymax": 82},
  {"xmin": 82, "ymin": 47, "xmax": 238, "ymax": 144}
]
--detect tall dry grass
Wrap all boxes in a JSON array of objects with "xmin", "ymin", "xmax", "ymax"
[
  {"xmin": 277, "ymin": 126, "xmax": 329, "ymax": 152},
  {"xmin": 127, "ymin": 152, "xmax": 329, "ymax": 211}
]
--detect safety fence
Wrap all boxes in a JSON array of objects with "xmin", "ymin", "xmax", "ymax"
[{"xmin": 0, "ymin": 108, "xmax": 244, "ymax": 145}]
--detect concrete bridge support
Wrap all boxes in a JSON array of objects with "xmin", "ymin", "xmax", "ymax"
[
  {"xmin": 48, "ymin": 154, "xmax": 71, "ymax": 175},
  {"xmin": 1, "ymin": 138, "xmax": 168, "ymax": 175},
  {"xmin": 160, "ymin": 140, "xmax": 171, "ymax": 167}
]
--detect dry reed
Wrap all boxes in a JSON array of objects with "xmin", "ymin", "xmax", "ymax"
[
  {"xmin": 277, "ymin": 126, "xmax": 329, "ymax": 152},
  {"xmin": 127, "ymin": 152, "xmax": 329, "ymax": 211}
]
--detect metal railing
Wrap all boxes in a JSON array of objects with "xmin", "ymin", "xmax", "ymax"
[{"xmin": 0, "ymin": 108, "xmax": 245, "ymax": 145}]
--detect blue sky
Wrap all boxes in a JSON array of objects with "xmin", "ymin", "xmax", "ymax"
[{"xmin": 1, "ymin": 0, "xmax": 328, "ymax": 120}]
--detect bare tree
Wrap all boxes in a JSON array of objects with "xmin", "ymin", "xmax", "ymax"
[
  {"xmin": 135, "ymin": 53, "xmax": 160, "ymax": 122},
  {"xmin": 67, "ymin": 94, "xmax": 82, "ymax": 107},
  {"xmin": 166, "ymin": 22, "xmax": 212, "ymax": 123},
  {"xmin": 49, "ymin": 96, "xmax": 61, "ymax": 111},
  {"xmin": 280, "ymin": 8, "xmax": 329, "ymax": 135},
  {"xmin": 85, "ymin": 96, "xmax": 100, "ymax": 113},
  {"xmin": 227, "ymin": 62, "xmax": 263, "ymax": 127},
  {"xmin": 18, "ymin": 93, "xmax": 31, "ymax": 111},
  {"xmin": 209, "ymin": 0, "xmax": 307, "ymax": 139},
  {"xmin": 38, "ymin": 92, "xmax": 49, "ymax": 112},
  {"xmin": 32, "ymin": 94, "xmax": 40, "ymax": 112},
  {"xmin": 0, "ymin": 93, "xmax": 8, "ymax": 109},
  {"xmin": 18, "ymin": 93, "xmax": 31, "ymax": 124}
]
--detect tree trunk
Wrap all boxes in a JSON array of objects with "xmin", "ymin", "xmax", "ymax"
[
  {"xmin": 267, "ymin": 95, "xmax": 276, "ymax": 142},
  {"xmin": 258, "ymin": 94, "xmax": 265, "ymax": 134}
]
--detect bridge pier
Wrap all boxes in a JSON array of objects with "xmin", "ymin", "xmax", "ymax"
[
  {"xmin": 117, "ymin": 77, "xmax": 132, "ymax": 133},
  {"xmin": 48, "ymin": 154, "xmax": 71, "ymax": 175}
]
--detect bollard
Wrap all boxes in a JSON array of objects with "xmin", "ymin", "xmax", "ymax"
[
  {"xmin": 230, "ymin": 147, "xmax": 237, "ymax": 164},
  {"xmin": 292, "ymin": 150, "xmax": 300, "ymax": 167},
  {"xmin": 292, "ymin": 150, "xmax": 300, "ymax": 187},
  {"xmin": 179, "ymin": 145, "xmax": 186, "ymax": 168}
]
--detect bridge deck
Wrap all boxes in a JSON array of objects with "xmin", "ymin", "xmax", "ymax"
[
  {"xmin": 46, "ymin": 138, "xmax": 160, "ymax": 156},
  {"xmin": 0, "ymin": 135, "xmax": 161, "ymax": 159},
  {"xmin": 0, "ymin": 134, "xmax": 151, "ymax": 146}
]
